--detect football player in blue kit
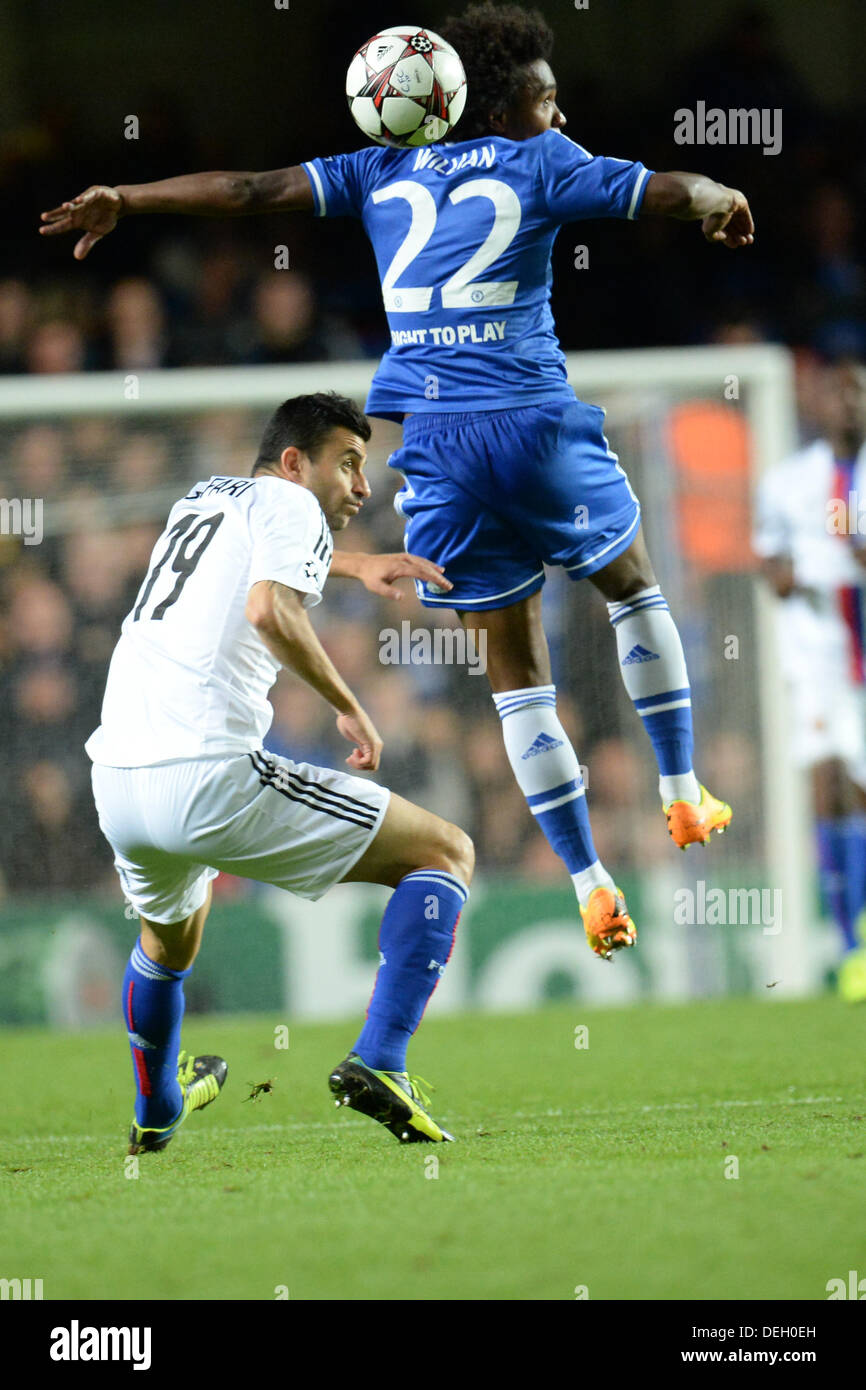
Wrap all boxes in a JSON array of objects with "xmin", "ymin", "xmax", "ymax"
[{"xmin": 41, "ymin": 3, "xmax": 752, "ymax": 961}]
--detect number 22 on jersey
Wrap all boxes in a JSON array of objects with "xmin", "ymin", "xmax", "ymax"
[{"xmin": 373, "ymin": 177, "xmax": 521, "ymax": 311}]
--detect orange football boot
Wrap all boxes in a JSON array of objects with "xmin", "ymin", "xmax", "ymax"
[
  {"xmin": 664, "ymin": 784, "xmax": 732, "ymax": 850},
  {"xmin": 580, "ymin": 885, "xmax": 637, "ymax": 961}
]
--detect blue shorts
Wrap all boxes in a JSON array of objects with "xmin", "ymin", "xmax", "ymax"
[{"xmin": 388, "ymin": 400, "xmax": 642, "ymax": 610}]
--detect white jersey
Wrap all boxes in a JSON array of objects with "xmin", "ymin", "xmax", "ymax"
[
  {"xmin": 86, "ymin": 475, "xmax": 333, "ymax": 767},
  {"xmin": 752, "ymin": 439, "xmax": 866, "ymax": 682}
]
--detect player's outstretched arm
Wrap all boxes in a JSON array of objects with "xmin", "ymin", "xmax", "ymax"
[
  {"xmin": 39, "ymin": 167, "xmax": 314, "ymax": 260},
  {"xmin": 246, "ymin": 579, "xmax": 383, "ymax": 771},
  {"xmin": 642, "ymin": 172, "xmax": 754, "ymax": 248},
  {"xmin": 330, "ymin": 550, "xmax": 453, "ymax": 600}
]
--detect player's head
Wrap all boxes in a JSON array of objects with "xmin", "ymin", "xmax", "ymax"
[
  {"xmin": 820, "ymin": 355, "xmax": 866, "ymax": 453},
  {"xmin": 252, "ymin": 392, "xmax": 372, "ymax": 529},
  {"xmin": 442, "ymin": 3, "xmax": 563, "ymax": 142}
]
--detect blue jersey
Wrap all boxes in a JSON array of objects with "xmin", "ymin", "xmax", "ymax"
[{"xmin": 302, "ymin": 130, "xmax": 651, "ymax": 419}]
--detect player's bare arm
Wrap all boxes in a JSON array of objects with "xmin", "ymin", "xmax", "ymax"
[
  {"xmin": 245, "ymin": 578, "xmax": 382, "ymax": 770},
  {"xmin": 39, "ymin": 167, "xmax": 313, "ymax": 260},
  {"xmin": 329, "ymin": 549, "xmax": 453, "ymax": 599},
  {"xmin": 643, "ymin": 172, "xmax": 755, "ymax": 248}
]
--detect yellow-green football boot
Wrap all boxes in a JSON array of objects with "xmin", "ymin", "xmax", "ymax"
[
  {"xmin": 838, "ymin": 949, "xmax": 866, "ymax": 1004},
  {"xmin": 328, "ymin": 1054, "xmax": 452, "ymax": 1143},
  {"xmin": 128, "ymin": 1050, "xmax": 228, "ymax": 1155}
]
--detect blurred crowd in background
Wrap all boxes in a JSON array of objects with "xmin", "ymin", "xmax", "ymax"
[
  {"xmin": 3, "ymin": 6, "xmax": 866, "ymax": 371},
  {"xmin": 0, "ymin": 402, "xmax": 760, "ymax": 905},
  {"xmin": 0, "ymin": 2, "xmax": 860, "ymax": 902}
]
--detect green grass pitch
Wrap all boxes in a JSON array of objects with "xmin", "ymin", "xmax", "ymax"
[{"xmin": 2, "ymin": 996, "xmax": 865, "ymax": 1301}]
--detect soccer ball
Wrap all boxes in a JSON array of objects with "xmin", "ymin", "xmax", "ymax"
[{"xmin": 346, "ymin": 26, "xmax": 467, "ymax": 148}]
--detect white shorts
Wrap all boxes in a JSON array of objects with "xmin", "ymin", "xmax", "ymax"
[
  {"xmin": 91, "ymin": 750, "xmax": 391, "ymax": 924},
  {"xmin": 788, "ymin": 672, "xmax": 866, "ymax": 785}
]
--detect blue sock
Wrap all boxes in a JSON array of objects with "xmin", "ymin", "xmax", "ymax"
[
  {"xmin": 841, "ymin": 813, "xmax": 866, "ymax": 946},
  {"xmin": 607, "ymin": 587, "xmax": 699, "ymax": 802},
  {"xmin": 123, "ymin": 938, "xmax": 192, "ymax": 1128},
  {"xmin": 815, "ymin": 819, "xmax": 857, "ymax": 951},
  {"xmin": 353, "ymin": 870, "xmax": 468, "ymax": 1073}
]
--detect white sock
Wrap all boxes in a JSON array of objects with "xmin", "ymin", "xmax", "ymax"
[
  {"xmin": 572, "ymin": 861, "xmax": 616, "ymax": 909},
  {"xmin": 607, "ymin": 585, "xmax": 700, "ymax": 807},
  {"xmin": 492, "ymin": 684, "xmax": 611, "ymax": 908},
  {"xmin": 659, "ymin": 771, "xmax": 701, "ymax": 804}
]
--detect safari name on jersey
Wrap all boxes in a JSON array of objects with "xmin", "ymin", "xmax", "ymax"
[{"xmin": 184, "ymin": 476, "xmax": 256, "ymax": 500}]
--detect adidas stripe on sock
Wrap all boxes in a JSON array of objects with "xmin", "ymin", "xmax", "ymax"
[
  {"xmin": 607, "ymin": 585, "xmax": 700, "ymax": 804},
  {"xmin": 493, "ymin": 685, "xmax": 613, "ymax": 906}
]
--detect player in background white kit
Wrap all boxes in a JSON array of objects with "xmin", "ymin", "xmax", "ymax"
[
  {"xmin": 87, "ymin": 392, "xmax": 475, "ymax": 1150},
  {"xmin": 753, "ymin": 359, "xmax": 866, "ymax": 1002}
]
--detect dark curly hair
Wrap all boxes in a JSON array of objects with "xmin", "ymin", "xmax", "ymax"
[
  {"xmin": 441, "ymin": 3, "xmax": 554, "ymax": 141},
  {"xmin": 253, "ymin": 392, "xmax": 371, "ymax": 473}
]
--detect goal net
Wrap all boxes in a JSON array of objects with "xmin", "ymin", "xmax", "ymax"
[{"xmin": 0, "ymin": 345, "xmax": 828, "ymax": 1020}]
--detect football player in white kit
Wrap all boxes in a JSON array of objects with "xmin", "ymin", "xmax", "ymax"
[
  {"xmin": 753, "ymin": 358, "xmax": 866, "ymax": 1001},
  {"xmin": 87, "ymin": 392, "xmax": 474, "ymax": 1150}
]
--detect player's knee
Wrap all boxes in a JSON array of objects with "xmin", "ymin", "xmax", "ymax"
[
  {"xmin": 429, "ymin": 823, "xmax": 475, "ymax": 887},
  {"xmin": 490, "ymin": 656, "xmax": 548, "ymax": 691},
  {"xmin": 593, "ymin": 546, "xmax": 657, "ymax": 603},
  {"xmin": 617, "ymin": 576, "xmax": 656, "ymax": 602},
  {"xmin": 602, "ymin": 564, "xmax": 658, "ymax": 602},
  {"xmin": 141, "ymin": 923, "xmax": 198, "ymax": 972},
  {"xmin": 452, "ymin": 825, "xmax": 475, "ymax": 885}
]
